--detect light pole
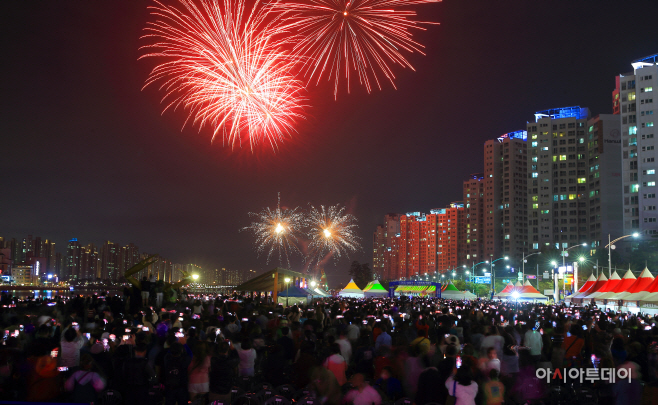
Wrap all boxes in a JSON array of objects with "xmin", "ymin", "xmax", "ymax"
[
  {"xmin": 522, "ymin": 252, "xmax": 541, "ymax": 282},
  {"xmin": 285, "ymin": 277, "xmax": 291, "ymax": 307},
  {"xmin": 561, "ymin": 243, "xmax": 587, "ymax": 298},
  {"xmin": 490, "ymin": 256, "xmax": 509, "ymax": 298},
  {"xmin": 465, "ymin": 261, "xmax": 489, "ymax": 285},
  {"xmin": 605, "ymin": 233, "xmax": 639, "ymax": 277}
]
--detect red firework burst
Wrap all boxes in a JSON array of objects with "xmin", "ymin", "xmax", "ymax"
[
  {"xmin": 275, "ymin": 0, "xmax": 440, "ymax": 97},
  {"xmin": 140, "ymin": 0, "xmax": 306, "ymax": 152}
]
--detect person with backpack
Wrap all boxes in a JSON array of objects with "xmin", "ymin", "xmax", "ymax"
[
  {"xmin": 64, "ymin": 354, "xmax": 106, "ymax": 403},
  {"xmin": 121, "ymin": 343, "xmax": 156, "ymax": 405},
  {"xmin": 162, "ymin": 342, "xmax": 191, "ymax": 405}
]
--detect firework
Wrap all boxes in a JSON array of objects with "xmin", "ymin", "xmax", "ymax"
[
  {"xmin": 275, "ymin": 0, "xmax": 440, "ymax": 96},
  {"xmin": 243, "ymin": 194, "xmax": 305, "ymax": 268},
  {"xmin": 140, "ymin": 0, "xmax": 306, "ymax": 152},
  {"xmin": 305, "ymin": 204, "xmax": 360, "ymax": 268}
]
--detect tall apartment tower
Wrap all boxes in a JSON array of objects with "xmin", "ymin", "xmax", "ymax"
[
  {"xmin": 397, "ymin": 204, "xmax": 465, "ymax": 278},
  {"xmin": 65, "ymin": 239, "xmax": 82, "ymax": 280},
  {"xmin": 80, "ymin": 244, "xmax": 99, "ymax": 281},
  {"xmin": 619, "ymin": 54, "xmax": 658, "ymax": 235},
  {"xmin": 373, "ymin": 225, "xmax": 386, "ymax": 278},
  {"xmin": 463, "ymin": 174, "xmax": 485, "ymax": 262},
  {"xmin": 587, "ymin": 114, "xmax": 623, "ymax": 247},
  {"xmin": 100, "ymin": 241, "xmax": 120, "ymax": 281},
  {"xmin": 527, "ymin": 107, "xmax": 591, "ymax": 251},
  {"xmin": 483, "ymin": 131, "xmax": 528, "ymax": 261}
]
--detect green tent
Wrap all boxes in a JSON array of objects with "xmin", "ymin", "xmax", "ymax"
[{"xmin": 364, "ymin": 280, "xmax": 388, "ymax": 297}]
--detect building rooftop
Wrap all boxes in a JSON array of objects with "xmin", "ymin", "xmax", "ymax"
[
  {"xmin": 534, "ymin": 106, "xmax": 589, "ymax": 122},
  {"xmin": 497, "ymin": 130, "xmax": 527, "ymax": 142}
]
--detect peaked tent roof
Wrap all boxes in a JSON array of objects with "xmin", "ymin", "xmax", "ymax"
[
  {"xmin": 363, "ymin": 281, "xmax": 375, "ymax": 292},
  {"xmin": 635, "ymin": 271, "xmax": 658, "ymax": 294},
  {"xmin": 595, "ymin": 270, "xmax": 637, "ymax": 300},
  {"xmin": 364, "ymin": 280, "xmax": 388, "ymax": 297},
  {"xmin": 574, "ymin": 273, "xmax": 610, "ymax": 301},
  {"xmin": 495, "ymin": 282, "xmax": 515, "ymax": 298},
  {"xmin": 626, "ymin": 268, "xmax": 654, "ymax": 293},
  {"xmin": 444, "ymin": 282, "xmax": 460, "ymax": 291},
  {"xmin": 567, "ymin": 273, "xmax": 598, "ymax": 301},
  {"xmin": 338, "ymin": 279, "xmax": 364, "ymax": 297},
  {"xmin": 520, "ymin": 280, "xmax": 542, "ymax": 294},
  {"xmin": 612, "ymin": 268, "xmax": 654, "ymax": 301},
  {"xmin": 499, "ymin": 282, "xmax": 515, "ymax": 294},
  {"xmin": 583, "ymin": 272, "xmax": 619, "ymax": 299},
  {"xmin": 575, "ymin": 274, "xmax": 597, "ymax": 295}
]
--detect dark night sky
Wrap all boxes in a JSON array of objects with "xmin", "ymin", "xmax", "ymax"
[{"xmin": 2, "ymin": 0, "xmax": 658, "ymax": 287}]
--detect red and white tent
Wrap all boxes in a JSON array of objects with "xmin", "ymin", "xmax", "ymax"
[
  {"xmin": 610, "ymin": 268, "xmax": 654, "ymax": 301},
  {"xmin": 623, "ymin": 268, "xmax": 658, "ymax": 303},
  {"xmin": 566, "ymin": 274, "xmax": 597, "ymax": 302},
  {"xmin": 494, "ymin": 282, "xmax": 515, "ymax": 298},
  {"xmin": 518, "ymin": 281, "xmax": 548, "ymax": 301},
  {"xmin": 572, "ymin": 273, "xmax": 608, "ymax": 303},
  {"xmin": 595, "ymin": 269, "xmax": 636, "ymax": 300},
  {"xmin": 584, "ymin": 271, "xmax": 620, "ymax": 300}
]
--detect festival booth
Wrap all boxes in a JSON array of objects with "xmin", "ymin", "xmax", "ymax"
[
  {"xmin": 622, "ymin": 271, "xmax": 658, "ymax": 312},
  {"xmin": 516, "ymin": 281, "xmax": 549, "ymax": 302},
  {"xmin": 581, "ymin": 272, "xmax": 617, "ymax": 305},
  {"xmin": 493, "ymin": 282, "xmax": 515, "ymax": 300},
  {"xmin": 592, "ymin": 270, "xmax": 636, "ymax": 307},
  {"xmin": 313, "ymin": 288, "xmax": 331, "ymax": 298},
  {"xmin": 338, "ymin": 279, "xmax": 365, "ymax": 298},
  {"xmin": 277, "ymin": 285, "xmax": 311, "ymax": 306},
  {"xmin": 440, "ymin": 282, "xmax": 477, "ymax": 300},
  {"xmin": 565, "ymin": 274, "xmax": 597, "ymax": 305},
  {"xmin": 363, "ymin": 280, "xmax": 389, "ymax": 298},
  {"xmin": 604, "ymin": 268, "xmax": 654, "ymax": 310}
]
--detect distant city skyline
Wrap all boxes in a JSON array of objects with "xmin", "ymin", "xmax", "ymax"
[{"xmin": 2, "ymin": 1, "xmax": 658, "ymax": 286}]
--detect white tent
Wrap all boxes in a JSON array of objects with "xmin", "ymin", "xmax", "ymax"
[{"xmin": 338, "ymin": 279, "xmax": 365, "ymax": 298}]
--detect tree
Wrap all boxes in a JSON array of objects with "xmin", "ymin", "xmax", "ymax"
[{"xmin": 349, "ymin": 261, "xmax": 372, "ymax": 290}]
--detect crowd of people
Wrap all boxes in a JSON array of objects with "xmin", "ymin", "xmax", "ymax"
[{"xmin": 0, "ymin": 288, "xmax": 655, "ymax": 405}]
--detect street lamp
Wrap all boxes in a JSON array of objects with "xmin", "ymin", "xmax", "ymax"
[
  {"xmin": 522, "ymin": 252, "xmax": 541, "ymax": 285},
  {"xmin": 560, "ymin": 243, "xmax": 587, "ymax": 299},
  {"xmin": 285, "ymin": 277, "xmax": 291, "ymax": 307},
  {"xmin": 605, "ymin": 233, "xmax": 640, "ymax": 277},
  {"xmin": 489, "ymin": 256, "xmax": 509, "ymax": 298}
]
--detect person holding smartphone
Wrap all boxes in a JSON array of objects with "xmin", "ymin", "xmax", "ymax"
[{"xmin": 60, "ymin": 325, "xmax": 85, "ymax": 370}]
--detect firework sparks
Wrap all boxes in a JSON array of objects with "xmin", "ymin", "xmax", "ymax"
[
  {"xmin": 140, "ymin": 0, "xmax": 306, "ymax": 152},
  {"xmin": 243, "ymin": 194, "xmax": 304, "ymax": 268},
  {"xmin": 275, "ymin": 0, "xmax": 440, "ymax": 96},
  {"xmin": 306, "ymin": 204, "xmax": 360, "ymax": 268}
]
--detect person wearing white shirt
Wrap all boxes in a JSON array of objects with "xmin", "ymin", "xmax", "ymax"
[
  {"xmin": 523, "ymin": 327, "xmax": 543, "ymax": 364},
  {"xmin": 336, "ymin": 332, "xmax": 352, "ymax": 365}
]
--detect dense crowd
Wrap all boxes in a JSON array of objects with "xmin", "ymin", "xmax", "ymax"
[{"xmin": 0, "ymin": 288, "xmax": 656, "ymax": 405}]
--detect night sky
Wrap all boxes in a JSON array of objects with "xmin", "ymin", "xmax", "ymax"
[{"xmin": 2, "ymin": 0, "xmax": 658, "ymax": 287}]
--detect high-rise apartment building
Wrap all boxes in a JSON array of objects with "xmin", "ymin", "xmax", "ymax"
[
  {"xmin": 527, "ymin": 106, "xmax": 621, "ymax": 251},
  {"xmin": 528, "ymin": 107, "xmax": 590, "ymax": 250},
  {"xmin": 397, "ymin": 203, "xmax": 465, "ymax": 278},
  {"xmin": 100, "ymin": 241, "xmax": 120, "ymax": 281},
  {"xmin": 372, "ymin": 214, "xmax": 401, "ymax": 280},
  {"xmin": 484, "ymin": 131, "xmax": 528, "ymax": 261},
  {"xmin": 80, "ymin": 244, "xmax": 99, "ymax": 281},
  {"xmin": 121, "ymin": 243, "xmax": 140, "ymax": 275},
  {"xmin": 463, "ymin": 174, "xmax": 485, "ymax": 262},
  {"xmin": 65, "ymin": 239, "xmax": 82, "ymax": 280},
  {"xmin": 373, "ymin": 225, "xmax": 386, "ymax": 278},
  {"xmin": 618, "ymin": 54, "xmax": 658, "ymax": 235},
  {"xmin": 587, "ymin": 114, "xmax": 623, "ymax": 246}
]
